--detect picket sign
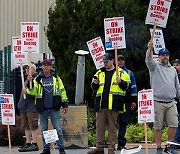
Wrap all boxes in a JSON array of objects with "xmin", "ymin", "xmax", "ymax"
[
  {"xmin": 21, "ymin": 22, "xmax": 39, "ymax": 89},
  {"xmin": 12, "ymin": 36, "xmax": 28, "ymax": 99},
  {"xmin": 104, "ymin": 17, "xmax": 126, "ymax": 77},
  {"xmin": 138, "ymin": 89, "xmax": 155, "ymax": 154},
  {"xmin": 104, "ymin": 17, "xmax": 126, "ymax": 50},
  {"xmin": 146, "ymin": 0, "xmax": 172, "ymax": 57},
  {"xmin": 150, "ymin": 28, "xmax": 165, "ymax": 54},
  {"xmin": 0, "ymin": 94, "xmax": 15, "ymax": 154},
  {"xmin": 86, "ymin": 37, "xmax": 106, "ymax": 70},
  {"xmin": 145, "ymin": 0, "xmax": 172, "ymax": 28}
]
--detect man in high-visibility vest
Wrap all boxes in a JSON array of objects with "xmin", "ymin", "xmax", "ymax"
[
  {"xmin": 23, "ymin": 59, "xmax": 68, "ymax": 154},
  {"xmin": 87, "ymin": 53, "xmax": 130, "ymax": 154}
]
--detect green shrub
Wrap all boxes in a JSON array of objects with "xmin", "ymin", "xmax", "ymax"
[
  {"xmin": 162, "ymin": 127, "xmax": 168, "ymax": 142},
  {"xmin": 88, "ymin": 132, "xmax": 96, "ymax": 147},
  {"xmin": 125, "ymin": 124, "xmax": 155, "ymax": 142}
]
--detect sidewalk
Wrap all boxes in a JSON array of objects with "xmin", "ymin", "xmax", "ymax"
[
  {"xmin": 0, "ymin": 143, "xmax": 161, "ymax": 154},
  {"xmin": 0, "ymin": 146, "xmax": 157, "ymax": 154}
]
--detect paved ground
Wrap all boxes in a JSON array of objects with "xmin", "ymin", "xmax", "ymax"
[
  {"xmin": 0, "ymin": 146, "xmax": 158, "ymax": 154},
  {"xmin": 1, "ymin": 143, "xmax": 180, "ymax": 154}
]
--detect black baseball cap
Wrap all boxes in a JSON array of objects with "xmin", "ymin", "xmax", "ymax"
[{"xmin": 102, "ymin": 53, "xmax": 113, "ymax": 62}]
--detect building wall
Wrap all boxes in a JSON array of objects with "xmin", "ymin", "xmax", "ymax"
[{"xmin": 0, "ymin": 0, "xmax": 56, "ymax": 54}]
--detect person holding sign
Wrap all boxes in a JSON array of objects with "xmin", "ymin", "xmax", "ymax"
[
  {"xmin": 24, "ymin": 59, "xmax": 68, "ymax": 154},
  {"xmin": 172, "ymin": 59, "xmax": 180, "ymax": 149},
  {"xmin": 145, "ymin": 45, "xmax": 180, "ymax": 154},
  {"xmin": 117, "ymin": 54, "xmax": 137, "ymax": 150},
  {"xmin": 18, "ymin": 63, "xmax": 39, "ymax": 152},
  {"xmin": 87, "ymin": 53, "xmax": 130, "ymax": 154}
]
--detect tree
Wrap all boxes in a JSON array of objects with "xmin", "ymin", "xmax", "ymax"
[{"xmin": 46, "ymin": 0, "xmax": 180, "ymax": 105}]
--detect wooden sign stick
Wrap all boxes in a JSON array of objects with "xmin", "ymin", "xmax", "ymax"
[
  {"xmin": 28, "ymin": 51, "xmax": 32, "ymax": 89},
  {"xmin": 7, "ymin": 124, "xmax": 12, "ymax": 154},
  {"xmin": 147, "ymin": 23, "xmax": 157, "ymax": 57},
  {"xmin": 144, "ymin": 122, "xmax": 148, "ymax": 154},
  {"xmin": 114, "ymin": 47, "xmax": 119, "ymax": 77},
  {"xmin": 20, "ymin": 64, "xmax": 26, "ymax": 99}
]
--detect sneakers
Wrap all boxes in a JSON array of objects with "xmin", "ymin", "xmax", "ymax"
[
  {"xmin": 18, "ymin": 143, "xmax": 39, "ymax": 152},
  {"xmin": 59, "ymin": 148, "xmax": 66, "ymax": 154},
  {"xmin": 40, "ymin": 149, "xmax": 51, "ymax": 154},
  {"xmin": 156, "ymin": 147, "xmax": 163, "ymax": 154},
  {"xmin": 174, "ymin": 145, "xmax": 180, "ymax": 149},
  {"xmin": 164, "ymin": 145, "xmax": 178, "ymax": 154},
  {"xmin": 87, "ymin": 148, "xmax": 104, "ymax": 154},
  {"xmin": 18, "ymin": 143, "xmax": 31, "ymax": 149}
]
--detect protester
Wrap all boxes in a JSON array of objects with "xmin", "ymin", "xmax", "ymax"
[
  {"xmin": 18, "ymin": 63, "xmax": 39, "ymax": 152},
  {"xmin": 172, "ymin": 59, "xmax": 180, "ymax": 148},
  {"xmin": 145, "ymin": 47, "xmax": 180, "ymax": 154},
  {"xmin": 87, "ymin": 53, "xmax": 130, "ymax": 154},
  {"xmin": 24, "ymin": 59, "xmax": 68, "ymax": 154},
  {"xmin": 117, "ymin": 54, "xmax": 137, "ymax": 150}
]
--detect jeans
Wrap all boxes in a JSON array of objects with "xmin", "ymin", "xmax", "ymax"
[
  {"xmin": 39, "ymin": 109, "xmax": 64, "ymax": 150},
  {"xmin": 175, "ymin": 113, "xmax": 180, "ymax": 142},
  {"xmin": 118, "ymin": 102, "xmax": 131, "ymax": 147}
]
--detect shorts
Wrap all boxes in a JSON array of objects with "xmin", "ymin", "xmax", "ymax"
[
  {"xmin": 21, "ymin": 112, "xmax": 39, "ymax": 130},
  {"xmin": 153, "ymin": 100, "xmax": 178, "ymax": 130}
]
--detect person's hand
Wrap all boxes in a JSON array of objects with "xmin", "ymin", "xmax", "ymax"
[
  {"xmin": 92, "ymin": 77, "xmax": 99, "ymax": 84},
  {"xmin": 116, "ymin": 76, "xmax": 121, "ymax": 84},
  {"xmin": 131, "ymin": 102, "xmax": 136, "ymax": 110},
  {"xmin": 22, "ymin": 88, "xmax": 26, "ymax": 94},
  {"xmin": 63, "ymin": 108, "xmax": 68, "ymax": 114},
  {"xmin": 27, "ymin": 75, "xmax": 32, "ymax": 81}
]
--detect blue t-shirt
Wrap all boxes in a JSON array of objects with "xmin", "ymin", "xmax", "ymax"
[{"xmin": 42, "ymin": 75, "xmax": 53, "ymax": 109}]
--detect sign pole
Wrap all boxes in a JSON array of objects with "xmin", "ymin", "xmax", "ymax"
[
  {"xmin": 147, "ymin": 23, "xmax": 157, "ymax": 57},
  {"xmin": 28, "ymin": 51, "xmax": 32, "ymax": 89},
  {"xmin": 7, "ymin": 124, "xmax": 12, "ymax": 154},
  {"xmin": 114, "ymin": 47, "xmax": 119, "ymax": 77},
  {"xmin": 144, "ymin": 122, "xmax": 148, "ymax": 154},
  {"xmin": 20, "ymin": 64, "xmax": 26, "ymax": 99}
]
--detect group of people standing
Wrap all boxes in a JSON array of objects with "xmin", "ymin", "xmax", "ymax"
[
  {"xmin": 88, "ymin": 44, "xmax": 180, "ymax": 154},
  {"xmin": 16, "ymin": 44, "xmax": 179, "ymax": 154}
]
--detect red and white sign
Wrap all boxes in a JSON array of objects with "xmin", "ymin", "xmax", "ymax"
[
  {"xmin": 145, "ymin": 0, "xmax": 172, "ymax": 28},
  {"xmin": 150, "ymin": 28, "xmax": 165, "ymax": 54},
  {"xmin": 0, "ymin": 94, "xmax": 15, "ymax": 125},
  {"xmin": 104, "ymin": 17, "xmax": 126, "ymax": 50},
  {"xmin": 87, "ymin": 37, "xmax": 106, "ymax": 69},
  {"xmin": 138, "ymin": 89, "xmax": 154, "ymax": 123},
  {"xmin": 12, "ymin": 36, "xmax": 28, "ymax": 66},
  {"xmin": 21, "ymin": 22, "xmax": 39, "ymax": 53}
]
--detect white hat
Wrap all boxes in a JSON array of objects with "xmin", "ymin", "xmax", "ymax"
[{"xmin": 25, "ymin": 63, "xmax": 36, "ymax": 70}]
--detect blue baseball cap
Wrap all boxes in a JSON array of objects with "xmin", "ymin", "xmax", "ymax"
[
  {"xmin": 118, "ymin": 54, "xmax": 125, "ymax": 59},
  {"xmin": 158, "ymin": 48, "xmax": 170, "ymax": 56}
]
